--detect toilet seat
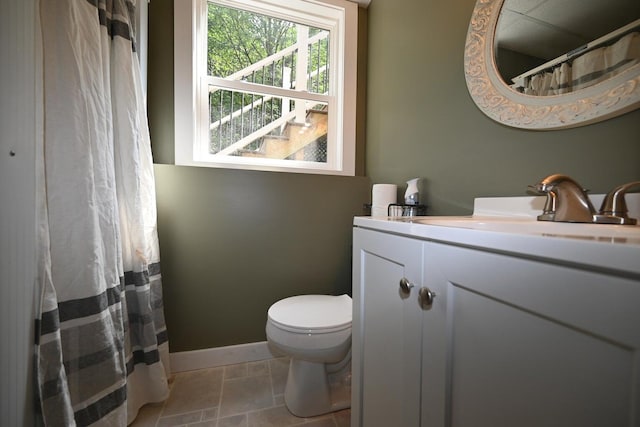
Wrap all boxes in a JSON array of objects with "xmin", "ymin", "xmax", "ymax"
[{"xmin": 268, "ymin": 294, "xmax": 352, "ymax": 334}]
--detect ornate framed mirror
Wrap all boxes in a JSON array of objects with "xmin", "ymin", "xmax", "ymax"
[{"xmin": 464, "ymin": 0, "xmax": 640, "ymax": 130}]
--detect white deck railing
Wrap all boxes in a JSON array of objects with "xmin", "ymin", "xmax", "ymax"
[{"xmin": 207, "ymin": 28, "xmax": 330, "ymax": 157}]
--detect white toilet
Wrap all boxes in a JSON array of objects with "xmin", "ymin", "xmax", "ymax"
[{"xmin": 266, "ymin": 294, "xmax": 352, "ymax": 417}]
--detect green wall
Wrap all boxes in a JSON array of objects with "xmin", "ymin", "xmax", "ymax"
[
  {"xmin": 149, "ymin": 0, "xmax": 640, "ymax": 352},
  {"xmin": 153, "ymin": 165, "xmax": 370, "ymax": 351},
  {"xmin": 148, "ymin": 0, "xmax": 371, "ymax": 352},
  {"xmin": 366, "ymin": 0, "xmax": 640, "ymax": 215}
]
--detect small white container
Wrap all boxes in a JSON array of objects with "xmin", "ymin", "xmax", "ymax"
[{"xmin": 404, "ymin": 178, "xmax": 420, "ymax": 205}]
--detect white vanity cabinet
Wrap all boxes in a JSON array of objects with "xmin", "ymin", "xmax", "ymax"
[
  {"xmin": 352, "ymin": 221, "xmax": 640, "ymax": 427},
  {"xmin": 351, "ymin": 228, "xmax": 424, "ymax": 427},
  {"xmin": 420, "ymin": 241, "xmax": 640, "ymax": 427}
]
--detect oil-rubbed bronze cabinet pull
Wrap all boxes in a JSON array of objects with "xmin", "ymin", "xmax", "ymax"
[
  {"xmin": 419, "ymin": 287, "xmax": 436, "ymax": 309},
  {"xmin": 399, "ymin": 277, "xmax": 414, "ymax": 294}
]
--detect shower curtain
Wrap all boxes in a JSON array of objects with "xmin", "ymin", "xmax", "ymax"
[
  {"xmin": 523, "ymin": 32, "xmax": 640, "ymax": 96},
  {"xmin": 35, "ymin": 0, "xmax": 170, "ymax": 425}
]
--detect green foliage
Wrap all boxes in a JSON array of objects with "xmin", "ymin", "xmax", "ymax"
[
  {"xmin": 206, "ymin": 2, "xmax": 331, "ymax": 156},
  {"xmin": 207, "ymin": 3, "xmax": 297, "ymax": 77}
]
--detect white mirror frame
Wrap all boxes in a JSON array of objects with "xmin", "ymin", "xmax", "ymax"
[{"xmin": 464, "ymin": 0, "xmax": 640, "ymax": 130}]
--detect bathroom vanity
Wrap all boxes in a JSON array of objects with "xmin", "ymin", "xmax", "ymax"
[{"xmin": 351, "ymin": 197, "xmax": 640, "ymax": 427}]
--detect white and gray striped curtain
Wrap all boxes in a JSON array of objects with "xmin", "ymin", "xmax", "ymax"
[
  {"xmin": 36, "ymin": 0, "xmax": 170, "ymax": 425},
  {"xmin": 524, "ymin": 32, "xmax": 640, "ymax": 96}
]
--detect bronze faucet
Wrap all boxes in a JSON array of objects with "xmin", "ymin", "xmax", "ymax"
[
  {"xmin": 529, "ymin": 174, "xmax": 639, "ymax": 225},
  {"xmin": 529, "ymin": 174, "xmax": 596, "ymax": 223}
]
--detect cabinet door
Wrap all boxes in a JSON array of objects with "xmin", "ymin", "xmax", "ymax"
[
  {"xmin": 352, "ymin": 228, "xmax": 424, "ymax": 427},
  {"xmin": 421, "ymin": 242, "xmax": 640, "ymax": 427}
]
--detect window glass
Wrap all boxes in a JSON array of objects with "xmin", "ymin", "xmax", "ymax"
[
  {"xmin": 204, "ymin": 2, "xmax": 332, "ymax": 164},
  {"xmin": 207, "ymin": 85, "xmax": 329, "ymax": 162},
  {"xmin": 174, "ymin": 0, "xmax": 357, "ymax": 176},
  {"xmin": 207, "ymin": 3, "xmax": 331, "ymax": 95}
]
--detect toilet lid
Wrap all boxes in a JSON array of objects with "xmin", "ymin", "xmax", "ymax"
[{"xmin": 268, "ymin": 294, "xmax": 352, "ymax": 333}]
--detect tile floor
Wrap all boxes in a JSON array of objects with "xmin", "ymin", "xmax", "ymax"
[{"xmin": 130, "ymin": 357, "xmax": 351, "ymax": 427}]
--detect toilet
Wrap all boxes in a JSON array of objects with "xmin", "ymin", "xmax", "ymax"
[{"xmin": 266, "ymin": 294, "xmax": 352, "ymax": 417}]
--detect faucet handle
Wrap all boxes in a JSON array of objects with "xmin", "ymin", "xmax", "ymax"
[
  {"xmin": 528, "ymin": 185, "xmax": 557, "ymax": 221},
  {"xmin": 527, "ymin": 184, "xmax": 545, "ymax": 194},
  {"xmin": 595, "ymin": 181, "xmax": 640, "ymax": 225}
]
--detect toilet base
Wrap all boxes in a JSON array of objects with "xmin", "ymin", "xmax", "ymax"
[{"xmin": 284, "ymin": 358, "xmax": 351, "ymax": 418}]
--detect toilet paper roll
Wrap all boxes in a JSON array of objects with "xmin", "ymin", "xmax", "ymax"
[{"xmin": 372, "ymin": 184, "xmax": 397, "ymax": 216}]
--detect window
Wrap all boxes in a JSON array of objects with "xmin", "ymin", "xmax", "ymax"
[{"xmin": 175, "ymin": 0, "xmax": 358, "ymax": 175}]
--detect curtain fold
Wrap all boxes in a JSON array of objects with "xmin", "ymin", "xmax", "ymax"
[
  {"xmin": 523, "ymin": 32, "xmax": 640, "ymax": 96},
  {"xmin": 572, "ymin": 32, "xmax": 640, "ymax": 92},
  {"xmin": 36, "ymin": 0, "xmax": 170, "ymax": 425}
]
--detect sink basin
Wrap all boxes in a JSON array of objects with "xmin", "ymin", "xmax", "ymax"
[{"xmin": 396, "ymin": 216, "xmax": 640, "ymax": 242}]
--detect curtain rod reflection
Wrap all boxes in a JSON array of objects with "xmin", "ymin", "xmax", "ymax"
[{"xmin": 511, "ymin": 18, "xmax": 640, "ymax": 90}]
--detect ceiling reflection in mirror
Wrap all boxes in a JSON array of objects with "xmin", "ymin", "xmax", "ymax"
[{"xmin": 494, "ymin": 0, "xmax": 640, "ymax": 96}]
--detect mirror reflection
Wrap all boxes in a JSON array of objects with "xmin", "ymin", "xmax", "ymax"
[{"xmin": 494, "ymin": 0, "xmax": 640, "ymax": 96}]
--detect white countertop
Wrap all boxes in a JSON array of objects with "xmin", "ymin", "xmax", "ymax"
[{"xmin": 354, "ymin": 195, "xmax": 640, "ymax": 277}]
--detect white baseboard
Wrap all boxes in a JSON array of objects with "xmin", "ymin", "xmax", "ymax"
[{"xmin": 169, "ymin": 341, "xmax": 283, "ymax": 373}]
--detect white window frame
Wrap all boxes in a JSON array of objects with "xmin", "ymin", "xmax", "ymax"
[{"xmin": 174, "ymin": 0, "xmax": 357, "ymax": 175}]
